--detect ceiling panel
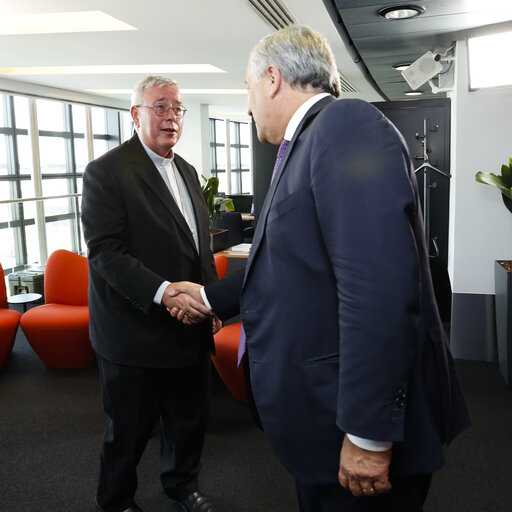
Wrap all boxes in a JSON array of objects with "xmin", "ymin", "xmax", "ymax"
[{"xmin": 329, "ymin": 0, "xmax": 512, "ymax": 100}]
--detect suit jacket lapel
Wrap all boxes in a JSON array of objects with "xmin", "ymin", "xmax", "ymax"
[
  {"xmin": 245, "ymin": 96, "xmax": 335, "ymax": 282},
  {"xmin": 128, "ymin": 135, "xmax": 197, "ymax": 252},
  {"xmin": 174, "ymin": 153, "xmax": 210, "ymax": 255}
]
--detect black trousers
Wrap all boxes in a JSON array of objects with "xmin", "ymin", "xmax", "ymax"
[
  {"xmin": 96, "ymin": 354, "xmax": 211, "ymax": 512},
  {"xmin": 296, "ymin": 473, "xmax": 432, "ymax": 512}
]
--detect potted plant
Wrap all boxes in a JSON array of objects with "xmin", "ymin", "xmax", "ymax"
[
  {"xmin": 476, "ymin": 157, "xmax": 512, "ymax": 384},
  {"xmin": 201, "ymin": 175, "xmax": 234, "ymax": 253}
]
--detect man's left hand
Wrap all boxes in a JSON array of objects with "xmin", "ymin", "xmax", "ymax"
[{"xmin": 338, "ymin": 435, "xmax": 392, "ymax": 497}]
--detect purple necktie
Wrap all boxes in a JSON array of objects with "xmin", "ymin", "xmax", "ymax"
[
  {"xmin": 271, "ymin": 139, "xmax": 290, "ymax": 182},
  {"xmin": 237, "ymin": 139, "xmax": 290, "ymax": 366}
]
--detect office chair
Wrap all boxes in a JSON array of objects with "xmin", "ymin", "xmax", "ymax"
[
  {"xmin": 211, "ymin": 254, "xmax": 247, "ymax": 403},
  {"xmin": 20, "ymin": 249, "xmax": 95, "ymax": 368},
  {"xmin": 215, "ymin": 211, "xmax": 244, "ymax": 247},
  {"xmin": 0, "ymin": 262, "xmax": 22, "ymax": 370},
  {"xmin": 228, "ymin": 194, "xmax": 253, "ymax": 213}
]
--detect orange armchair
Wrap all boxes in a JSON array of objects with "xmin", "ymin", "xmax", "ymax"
[
  {"xmin": 211, "ymin": 254, "xmax": 247, "ymax": 403},
  {"xmin": 20, "ymin": 249, "xmax": 95, "ymax": 368},
  {"xmin": 0, "ymin": 262, "xmax": 21, "ymax": 370},
  {"xmin": 213, "ymin": 254, "xmax": 228, "ymax": 280}
]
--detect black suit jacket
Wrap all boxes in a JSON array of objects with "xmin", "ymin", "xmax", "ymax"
[
  {"xmin": 206, "ymin": 98, "xmax": 470, "ymax": 484},
  {"xmin": 81, "ymin": 134, "xmax": 217, "ymax": 368}
]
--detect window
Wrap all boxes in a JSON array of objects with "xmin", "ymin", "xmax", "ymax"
[
  {"xmin": 468, "ymin": 30, "xmax": 512, "ymax": 89},
  {"xmin": 0, "ymin": 92, "xmax": 128, "ymax": 274},
  {"xmin": 230, "ymin": 121, "xmax": 250, "ymax": 194},
  {"xmin": 210, "ymin": 118, "xmax": 251, "ymax": 195},
  {"xmin": 210, "ymin": 119, "xmax": 227, "ymax": 192},
  {"xmin": 0, "ymin": 94, "xmax": 33, "ymax": 272}
]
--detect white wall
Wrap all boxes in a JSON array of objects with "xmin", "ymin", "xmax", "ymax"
[
  {"xmin": 449, "ymin": 39, "xmax": 512, "ymax": 295},
  {"xmin": 174, "ymin": 103, "xmax": 211, "ymax": 179}
]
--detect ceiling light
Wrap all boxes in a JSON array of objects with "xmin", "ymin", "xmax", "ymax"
[
  {"xmin": 0, "ymin": 11, "xmax": 135, "ymax": 35},
  {"xmin": 86, "ymin": 89, "xmax": 247, "ymax": 95},
  {"xmin": 181, "ymin": 89, "xmax": 248, "ymax": 95},
  {"xmin": 405, "ymin": 91, "xmax": 423, "ymax": 96},
  {"xmin": 378, "ymin": 5, "xmax": 425, "ymax": 20},
  {"xmin": 0, "ymin": 64, "xmax": 225, "ymax": 75},
  {"xmin": 393, "ymin": 63, "xmax": 412, "ymax": 71}
]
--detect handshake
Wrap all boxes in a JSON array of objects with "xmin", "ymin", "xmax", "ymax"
[{"xmin": 162, "ymin": 281, "xmax": 223, "ymax": 334}]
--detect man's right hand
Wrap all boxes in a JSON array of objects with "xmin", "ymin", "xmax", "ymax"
[{"xmin": 162, "ymin": 282, "xmax": 211, "ymax": 323}]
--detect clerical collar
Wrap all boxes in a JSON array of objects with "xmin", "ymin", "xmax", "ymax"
[{"xmin": 139, "ymin": 137, "xmax": 174, "ymax": 167}]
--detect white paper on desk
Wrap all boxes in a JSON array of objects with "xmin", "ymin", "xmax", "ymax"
[{"xmin": 230, "ymin": 243, "xmax": 251, "ymax": 253}]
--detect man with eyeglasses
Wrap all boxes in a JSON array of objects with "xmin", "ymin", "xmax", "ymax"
[{"xmin": 82, "ymin": 75, "xmax": 218, "ymax": 512}]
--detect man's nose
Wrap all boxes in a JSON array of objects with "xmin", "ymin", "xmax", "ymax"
[{"xmin": 165, "ymin": 108, "xmax": 180, "ymax": 120}]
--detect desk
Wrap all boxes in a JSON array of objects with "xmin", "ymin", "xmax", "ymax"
[
  {"xmin": 216, "ymin": 243, "xmax": 251, "ymax": 259},
  {"xmin": 215, "ymin": 244, "xmax": 250, "ymax": 280},
  {"xmin": 7, "ymin": 293, "xmax": 42, "ymax": 313}
]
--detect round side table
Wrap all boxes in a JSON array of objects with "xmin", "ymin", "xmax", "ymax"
[{"xmin": 7, "ymin": 293, "xmax": 43, "ymax": 313}]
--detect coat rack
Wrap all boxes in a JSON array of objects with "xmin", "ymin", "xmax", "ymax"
[{"xmin": 414, "ymin": 117, "xmax": 451, "ymax": 258}]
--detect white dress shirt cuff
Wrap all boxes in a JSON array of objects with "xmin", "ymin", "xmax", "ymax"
[
  {"xmin": 200, "ymin": 286, "xmax": 212, "ymax": 310},
  {"xmin": 346, "ymin": 434, "xmax": 392, "ymax": 452},
  {"xmin": 154, "ymin": 281, "xmax": 171, "ymax": 305}
]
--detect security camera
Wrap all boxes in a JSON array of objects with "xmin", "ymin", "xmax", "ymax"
[{"xmin": 401, "ymin": 51, "xmax": 444, "ymax": 90}]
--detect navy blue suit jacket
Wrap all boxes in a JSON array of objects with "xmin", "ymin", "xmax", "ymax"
[{"xmin": 206, "ymin": 97, "xmax": 470, "ymax": 484}]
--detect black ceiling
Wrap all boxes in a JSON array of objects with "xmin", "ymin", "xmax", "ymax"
[{"xmin": 324, "ymin": 0, "xmax": 512, "ymax": 101}]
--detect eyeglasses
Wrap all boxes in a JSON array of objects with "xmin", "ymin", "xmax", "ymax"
[{"xmin": 136, "ymin": 103, "xmax": 188, "ymax": 118}]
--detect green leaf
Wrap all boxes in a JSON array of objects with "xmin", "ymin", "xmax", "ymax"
[
  {"xmin": 503, "ymin": 194, "xmax": 512, "ymax": 215},
  {"xmin": 475, "ymin": 171, "xmax": 507, "ymax": 191},
  {"xmin": 475, "ymin": 160, "xmax": 512, "ymax": 214},
  {"xmin": 502, "ymin": 164, "xmax": 512, "ymax": 188},
  {"xmin": 200, "ymin": 175, "xmax": 233, "ymax": 225}
]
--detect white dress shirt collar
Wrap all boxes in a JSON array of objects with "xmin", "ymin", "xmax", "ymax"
[{"xmin": 284, "ymin": 92, "xmax": 332, "ymax": 142}]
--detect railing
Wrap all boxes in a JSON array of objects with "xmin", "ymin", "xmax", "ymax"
[{"xmin": 0, "ymin": 193, "xmax": 84, "ymax": 275}]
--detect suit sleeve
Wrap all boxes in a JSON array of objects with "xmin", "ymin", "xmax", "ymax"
[
  {"xmin": 310, "ymin": 100, "xmax": 422, "ymax": 442},
  {"xmin": 81, "ymin": 159, "xmax": 164, "ymax": 315},
  {"xmin": 204, "ymin": 268, "xmax": 244, "ymax": 321}
]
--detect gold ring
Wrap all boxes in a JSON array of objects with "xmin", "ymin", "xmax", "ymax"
[{"xmin": 362, "ymin": 488, "xmax": 375, "ymax": 494}]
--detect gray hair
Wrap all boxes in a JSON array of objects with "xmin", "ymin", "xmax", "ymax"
[
  {"xmin": 248, "ymin": 24, "xmax": 341, "ymax": 98},
  {"xmin": 131, "ymin": 75, "xmax": 179, "ymax": 106}
]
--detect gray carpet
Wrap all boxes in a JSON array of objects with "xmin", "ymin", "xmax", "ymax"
[{"xmin": 1, "ymin": 322, "xmax": 511, "ymax": 511}]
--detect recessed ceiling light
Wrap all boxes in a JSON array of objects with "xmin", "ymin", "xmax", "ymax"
[
  {"xmin": 180, "ymin": 89, "xmax": 248, "ymax": 95},
  {"xmin": 86, "ymin": 89, "xmax": 247, "ymax": 95},
  {"xmin": 393, "ymin": 63, "xmax": 412, "ymax": 71},
  {"xmin": 0, "ymin": 11, "xmax": 135, "ymax": 35},
  {"xmin": 0, "ymin": 64, "xmax": 225, "ymax": 75},
  {"xmin": 405, "ymin": 91, "xmax": 423, "ymax": 96},
  {"xmin": 378, "ymin": 5, "xmax": 425, "ymax": 20}
]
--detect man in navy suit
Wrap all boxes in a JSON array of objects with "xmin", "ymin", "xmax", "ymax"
[
  {"xmin": 171, "ymin": 26, "xmax": 470, "ymax": 511},
  {"xmin": 82, "ymin": 76, "xmax": 217, "ymax": 512}
]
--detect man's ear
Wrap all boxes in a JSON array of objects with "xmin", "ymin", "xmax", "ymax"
[
  {"xmin": 130, "ymin": 105, "xmax": 140, "ymax": 128},
  {"xmin": 266, "ymin": 65, "xmax": 282, "ymax": 99}
]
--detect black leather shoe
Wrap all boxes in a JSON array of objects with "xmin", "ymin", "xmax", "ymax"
[
  {"xmin": 96, "ymin": 504, "xmax": 144, "ymax": 512},
  {"xmin": 169, "ymin": 491, "xmax": 215, "ymax": 512}
]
